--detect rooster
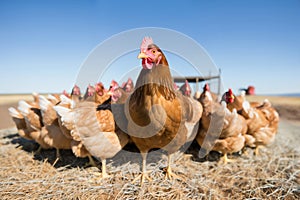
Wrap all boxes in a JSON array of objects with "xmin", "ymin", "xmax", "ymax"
[{"xmin": 126, "ymin": 37, "xmax": 202, "ymax": 184}]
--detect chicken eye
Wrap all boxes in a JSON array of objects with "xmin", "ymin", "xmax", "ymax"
[{"xmin": 152, "ymin": 50, "xmax": 156, "ymax": 54}]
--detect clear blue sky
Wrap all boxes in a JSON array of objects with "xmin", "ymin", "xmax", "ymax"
[{"xmin": 0, "ymin": 0, "xmax": 299, "ymax": 95}]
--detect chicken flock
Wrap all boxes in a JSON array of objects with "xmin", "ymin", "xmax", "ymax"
[{"xmin": 8, "ymin": 37, "xmax": 279, "ymax": 185}]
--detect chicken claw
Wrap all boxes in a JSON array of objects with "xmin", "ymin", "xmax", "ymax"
[
  {"xmin": 84, "ymin": 155, "xmax": 97, "ymax": 168},
  {"xmin": 255, "ymin": 145, "xmax": 265, "ymax": 156},
  {"xmin": 91, "ymin": 159, "xmax": 110, "ymax": 181},
  {"xmin": 219, "ymin": 153, "xmax": 236, "ymax": 164},
  {"xmin": 132, "ymin": 172, "xmax": 152, "ymax": 185},
  {"xmin": 163, "ymin": 154, "xmax": 181, "ymax": 180},
  {"xmin": 132, "ymin": 153, "xmax": 152, "ymax": 185},
  {"xmin": 164, "ymin": 165, "xmax": 180, "ymax": 180},
  {"xmin": 34, "ymin": 145, "xmax": 42, "ymax": 154}
]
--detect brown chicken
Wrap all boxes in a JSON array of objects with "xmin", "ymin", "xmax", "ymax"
[
  {"xmin": 54, "ymin": 102, "xmax": 96, "ymax": 167},
  {"xmin": 221, "ymin": 89, "xmax": 252, "ymax": 119},
  {"xmin": 121, "ymin": 78, "xmax": 134, "ymax": 93},
  {"xmin": 194, "ymin": 85, "xmax": 219, "ymax": 102},
  {"xmin": 126, "ymin": 37, "xmax": 202, "ymax": 183},
  {"xmin": 15, "ymin": 100, "xmax": 51, "ymax": 152},
  {"xmin": 83, "ymin": 84, "xmax": 96, "ymax": 102},
  {"xmin": 55, "ymin": 87, "xmax": 129, "ymax": 178},
  {"xmin": 109, "ymin": 80, "xmax": 130, "ymax": 104},
  {"xmin": 179, "ymin": 80, "xmax": 192, "ymax": 97},
  {"xmin": 8, "ymin": 107, "xmax": 32, "ymax": 141},
  {"xmin": 54, "ymin": 83, "xmax": 109, "ymax": 167},
  {"xmin": 247, "ymin": 99, "xmax": 279, "ymax": 155},
  {"xmin": 196, "ymin": 84, "xmax": 246, "ymax": 164},
  {"xmin": 70, "ymin": 85, "xmax": 82, "ymax": 106},
  {"xmin": 222, "ymin": 89, "xmax": 279, "ymax": 155},
  {"xmin": 39, "ymin": 95, "xmax": 72, "ymax": 159}
]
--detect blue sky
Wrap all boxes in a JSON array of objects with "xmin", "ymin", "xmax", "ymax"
[{"xmin": 0, "ymin": 0, "xmax": 299, "ymax": 95}]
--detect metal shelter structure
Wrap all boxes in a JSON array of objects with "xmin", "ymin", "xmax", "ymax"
[{"xmin": 173, "ymin": 69, "xmax": 222, "ymax": 95}]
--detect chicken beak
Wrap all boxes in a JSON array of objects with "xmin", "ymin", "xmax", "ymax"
[{"xmin": 138, "ymin": 52, "xmax": 148, "ymax": 59}]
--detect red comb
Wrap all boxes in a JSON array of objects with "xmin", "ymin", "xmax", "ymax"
[
  {"xmin": 110, "ymin": 80, "xmax": 119, "ymax": 87},
  {"xmin": 203, "ymin": 83, "xmax": 210, "ymax": 92},
  {"xmin": 141, "ymin": 37, "xmax": 153, "ymax": 52},
  {"xmin": 228, "ymin": 88, "xmax": 233, "ymax": 95}
]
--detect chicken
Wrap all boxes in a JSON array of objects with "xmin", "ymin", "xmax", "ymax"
[
  {"xmin": 108, "ymin": 80, "xmax": 130, "ymax": 104},
  {"xmin": 14, "ymin": 100, "xmax": 51, "ymax": 152},
  {"xmin": 178, "ymin": 80, "xmax": 203, "ymax": 143},
  {"xmin": 126, "ymin": 37, "xmax": 202, "ymax": 184},
  {"xmin": 194, "ymin": 84, "xmax": 219, "ymax": 102},
  {"xmin": 95, "ymin": 82, "xmax": 110, "ymax": 104},
  {"xmin": 221, "ymin": 89, "xmax": 251, "ymax": 119},
  {"xmin": 70, "ymin": 85, "xmax": 82, "ymax": 106},
  {"xmin": 179, "ymin": 80, "xmax": 192, "ymax": 97},
  {"xmin": 196, "ymin": 84, "xmax": 246, "ymax": 164},
  {"xmin": 121, "ymin": 78, "xmax": 134, "ymax": 93},
  {"xmin": 39, "ymin": 95, "xmax": 72, "ymax": 159},
  {"xmin": 54, "ymin": 84, "xmax": 107, "ymax": 167},
  {"xmin": 54, "ymin": 101, "xmax": 96, "ymax": 167},
  {"xmin": 54, "ymin": 87, "xmax": 129, "ymax": 178},
  {"xmin": 8, "ymin": 107, "xmax": 32, "ymax": 140},
  {"xmin": 222, "ymin": 89, "xmax": 279, "ymax": 155},
  {"xmin": 83, "ymin": 84, "xmax": 96, "ymax": 101},
  {"xmin": 246, "ymin": 99, "xmax": 279, "ymax": 155}
]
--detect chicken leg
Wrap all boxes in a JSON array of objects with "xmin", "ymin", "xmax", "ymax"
[
  {"xmin": 255, "ymin": 145, "xmax": 265, "ymax": 156},
  {"xmin": 132, "ymin": 152, "xmax": 152, "ymax": 185},
  {"xmin": 56, "ymin": 148, "xmax": 61, "ymax": 160},
  {"xmin": 34, "ymin": 145, "xmax": 42, "ymax": 154},
  {"xmin": 87, "ymin": 155, "xmax": 97, "ymax": 167},
  {"xmin": 164, "ymin": 154, "xmax": 180, "ymax": 180},
  {"xmin": 219, "ymin": 153, "xmax": 235, "ymax": 164}
]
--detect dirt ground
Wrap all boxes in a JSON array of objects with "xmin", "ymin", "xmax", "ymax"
[{"xmin": 0, "ymin": 94, "xmax": 299, "ymax": 199}]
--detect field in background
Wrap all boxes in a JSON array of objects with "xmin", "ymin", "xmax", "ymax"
[
  {"xmin": 246, "ymin": 95, "xmax": 300, "ymax": 106},
  {"xmin": 0, "ymin": 94, "xmax": 299, "ymax": 199}
]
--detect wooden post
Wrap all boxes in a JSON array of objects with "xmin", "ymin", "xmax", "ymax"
[{"xmin": 218, "ymin": 68, "xmax": 221, "ymax": 95}]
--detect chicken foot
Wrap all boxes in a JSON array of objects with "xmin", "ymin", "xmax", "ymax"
[
  {"xmin": 56, "ymin": 148, "xmax": 61, "ymax": 160},
  {"xmin": 34, "ymin": 145, "xmax": 42, "ymax": 154},
  {"xmin": 84, "ymin": 155, "xmax": 97, "ymax": 168},
  {"xmin": 219, "ymin": 153, "xmax": 236, "ymax": 164},
  {"xmin": 164, "ymin": 154, "xmax": 180, "ymax": 180},
  {"xmin": 91, "ymin": 159, "xmax": 110, "ymax": 181},
  {"xmin": 132, "ymin": 152, "xmax": 152, "ymax": 185},
  {"xmin": 100, "ymin": 159, "xmax": 110, "ymax": 178},
  {"xmin": 255, "ymin": 145, "xmax": 265, "ymax": 156}
]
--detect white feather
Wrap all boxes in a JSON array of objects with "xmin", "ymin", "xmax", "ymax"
[
  {"xmin": 242, "ymin": 101, "xmax": 250, "ymax": 111},
  {"xmin": 8, "ymin": 107, "xmax": 22, "ymax": 118},
  {"xmin": 53, "ymin": 105, "xmax": 73, "ymax": 124},
  {"xmin": 47, "ymin": 94, "xmax": 58, "ymax": 101},
  {"xmin": 18, "ymin": 100, "xmax": 31, "ymax": 116},
  {"xmin": 60, "ymin": 94, "xmax": 72, "ymax": 105},
  {"xmin": 206, "ymin": 91, "xmax": 213, "ymax": 102},
  {"xmin": 39, "ymin": 95, "xmax": 51, "ymax": 112}
]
